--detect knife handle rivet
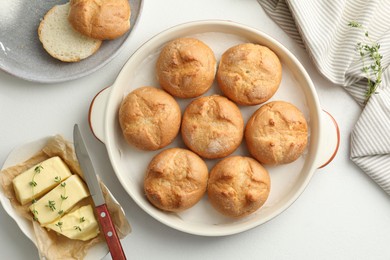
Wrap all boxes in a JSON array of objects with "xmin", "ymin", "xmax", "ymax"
[
  {"xmin": 107, "ymin": 231, "xmax": 113, "ymax": 237},
  {"xmin": 100, "ymin": 212, "xmax": 106, "ymax": 218}
]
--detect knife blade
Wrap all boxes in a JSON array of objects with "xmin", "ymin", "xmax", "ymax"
[{"xmin": 73, "ymin": 124, "xmax": 126, "ymax": 260}]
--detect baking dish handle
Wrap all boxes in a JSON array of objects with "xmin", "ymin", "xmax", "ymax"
[
  {"xmin": 316, "ymin": 110, "xmax": 340, "ymax": 169},
  {"xmin": 89, "ymin": 86, "xmax": 112, "ymax": 143}
]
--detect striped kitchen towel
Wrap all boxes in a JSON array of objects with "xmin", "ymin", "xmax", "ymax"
[{"xmin": 257, "ymin": 0, "xmax": 390, "ymax": 195}]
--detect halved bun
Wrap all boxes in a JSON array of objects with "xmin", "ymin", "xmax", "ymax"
[{"xmin": 38, "ymin": 3, "xmax": 102, "ymax": 62}]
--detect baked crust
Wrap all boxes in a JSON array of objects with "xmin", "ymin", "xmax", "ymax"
[
  {"xmin": 245, "ymin": 101, "xmax": 308, "ymax": 165},
  {"xmin": 207, "ymin": 156, "xmax": 270, "ymax": 218},
  {"xmin": 68, "ymin": 0, "xmax": 131, "ymax": 40},
  {"xmin": 181, "ymin": 95, "xmax": 244, "ymax": 159},
  {"xmin": 144, "ymin": 148, "xmax": 208, "ymax": 212},
  {"xmin": 217, "ymin": 43, "xmax": 282, "ymax": 105},
  {"xmin": 118, "ymin": 86, "xmax": 181, "ymax": 151},
  {"xmin": 156, "ymin": 38, "xmax": 216, "ymax": 98}
]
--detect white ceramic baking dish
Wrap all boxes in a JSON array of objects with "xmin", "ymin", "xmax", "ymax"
[{"xmin": 89, "ymin": 20, "xmax": 340, "ymax": 236}]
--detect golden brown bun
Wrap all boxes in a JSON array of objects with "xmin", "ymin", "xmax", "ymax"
[
  {"xmin": 181, "ymin": 95, "xmax": 244, "ymax": 159},
  {"xmin": 217, "ymin": 43, "xmax": 282, "ymax": 105},
  {"xmin": 245, "ymin": 101, "xmax": 308, "ymax": 165},
  {"xmin": 118, "ymin": 86, "xmax": 181, "ymax": 151},
  {"xmin": 144, "ymin": 148, "xmax": 208, "ymax": 212},
  {"xmin": 68, "ymin": 0, "xmax": 131, "ymax": 40},
  {"xmin": 207, "ymin": 156, "xmax": 270, "ymax": 218},
  {"xmin": 156, "ymin": 38, "xmax": 216, "ymax": 98}
]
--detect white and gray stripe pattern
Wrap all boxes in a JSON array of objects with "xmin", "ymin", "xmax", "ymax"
[{"xmin": 258, "ymin": 0, "xmax": 390, "ymax": 195}]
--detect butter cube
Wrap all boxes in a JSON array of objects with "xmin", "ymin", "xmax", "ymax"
[
  {"xmin": 45, "ymin": 204, "xmax": 100, "ymax": 241},
  {"xmin": 30, "ymin": 174, "xmax": 89, "ymax": 225},
  {"xmin": 13, "ymin": 156, "xmax": 72, "ymax": 205}
]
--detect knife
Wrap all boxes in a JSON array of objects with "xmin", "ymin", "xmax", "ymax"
[{"xmin": 73, "ymin": 124, "xmax": 127, "ymax": 260}]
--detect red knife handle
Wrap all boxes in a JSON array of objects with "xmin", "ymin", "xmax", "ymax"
[{"xmin": 96, "ymin": 204, "xmax": 127, "ymax": 260}]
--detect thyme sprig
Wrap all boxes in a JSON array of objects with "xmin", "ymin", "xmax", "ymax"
[
  {"xmin": 57, "ymin": 179, "xmax": 68, "ymax": 216},
  {"xmin": 348, "ymin": 21, "xmax": 383, "ymax": 104},
  {"xmin": 53, "ymin": 178, "xmax": 69, "ymax": 233},
  {"xmin": 30, "ymin": 165, "xmax": 43, "ymax": 221},
  {"xmin": 30, "ymin": 165, "xmax": 43, "ymax": 187},
  {"xmin": 31, "ymin": 200, "xmax": 38, "ymax": 221},
  {"xmin": 55, "ymin": 221, "xmax": 63, "ymax": 232},
  {"xmin": 74, "ymin": 216, "xmax": 86, "ymax": 232}
]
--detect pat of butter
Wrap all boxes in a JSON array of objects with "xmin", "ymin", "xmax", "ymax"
[
  {"xmin": 30, "ymin": 174, "xmax": 89, "ymax": 225},
  {"xmin": 13, "ymin": 156, "xmax": 72, "ymax": 205},
  {"xmin": 45, "ymin": 205, "xmax": 100, "ymax": 241}
]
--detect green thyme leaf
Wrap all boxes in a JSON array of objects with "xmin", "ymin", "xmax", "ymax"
[
  {"xmin": 74, "ymin": 226, "xmax": 82, "ymax": 232},
  {"xmin": 55, "ymin": 221, "xmax": 63, "ymax": 232},
  {"xmin": 348, "ymin": 21, "xmax": 362, "ymax": 28},
  {"xmin": 34, "ymin": 165, "xmax": 43, "ymax": 174},
  {"xmin": 46, "ymin": 200, "xmax": 56, "ymax": 211}
]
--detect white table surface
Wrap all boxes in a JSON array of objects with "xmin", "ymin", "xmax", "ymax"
[{"xmin": 1, "ymin": 0, "xmax": 390, "ymax": 259}]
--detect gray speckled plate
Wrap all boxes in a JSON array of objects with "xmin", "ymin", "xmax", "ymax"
[{"xmin": 0, "ymin": 0, "xmax": 143, "ymax": 83}]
